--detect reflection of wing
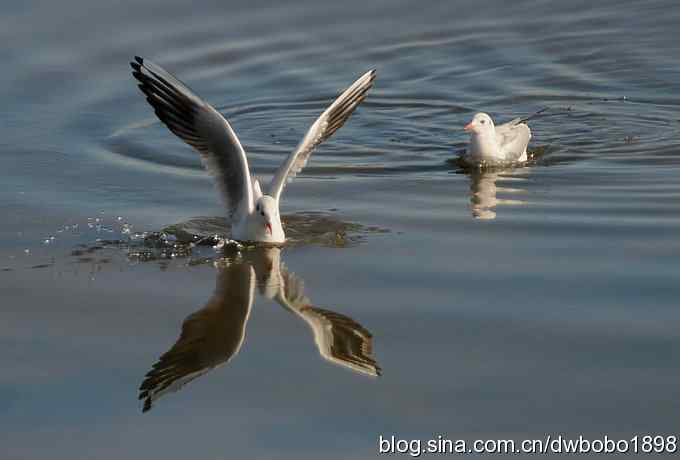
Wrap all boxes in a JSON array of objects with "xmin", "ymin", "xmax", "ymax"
[
  {"xmin": 131, "ymin": 56, "xmax": 253, "ymax": 219},
  {"xmin": 274, "ymin": 267, "xmax": 381, "ymax": 377},
  {"xmin": 299, "ymin": 306, "xmax": 381, "ymax": 377},
  {"xmin": 496, "ymin": 118, "xmax": 531, "ymax": 161},
  {"xmin": 139, "ymin": 262, "xmax": 255, "ymax": 412},
  {"xmin": 268, "ymin": 69, "xmax": 376, "ymax": 202}
]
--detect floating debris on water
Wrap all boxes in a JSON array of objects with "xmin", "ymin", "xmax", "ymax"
[{"xmin": 30, "ymin": 264, "xmax": 52, "ymax": 269}]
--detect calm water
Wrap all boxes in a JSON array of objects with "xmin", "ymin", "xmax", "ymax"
[{"xmin": 2, "ymin": 0, "xmax": 680, "ymax": 458}]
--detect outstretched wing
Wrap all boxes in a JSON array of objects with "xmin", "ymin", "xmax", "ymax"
[
  {"xmin": 274, "ymin": 267, "xmax": 381, "ymax": 377},
  {"xmin": 131, "ymin": 56, "xmax": 253, "ymax": 219},
  {"xmin": 268, "ymin": 69, "xmax": 376, "ymax": 202},
  {"xmin": 496, "ymin": 119, "xmax": 531, "ymax": 161},
  {"xmin": 138, "ymin": 262, "xmax": 255, "ymax": 412}
]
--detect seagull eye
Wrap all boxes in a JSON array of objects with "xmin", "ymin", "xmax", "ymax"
[
  {"xmin": 260, "ymin": 211, "xmax": 265, "ymax": 217},
  {"xmin": 480, "ymin": 120, "xmax": 486, "ymax": 124}
]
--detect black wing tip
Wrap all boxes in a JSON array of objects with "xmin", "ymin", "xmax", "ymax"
[
  {"xmin": 142, "ymin": 398, "xmax": 152, "ymax": 413},
  {"xmin": 130, "ymin": 56, "xmax": 148, "ymax": 76},
  {"xmin": 367, "ymin": 69, "xmax": 377, "ymax": 83},
  {"xmin": 130, "ymin": 56, "xmax": 144, "ymax": 72}
]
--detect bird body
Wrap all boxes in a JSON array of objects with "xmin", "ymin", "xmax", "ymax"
[{"xmin": 131, "ymin": 56, "xmax": 375, "ymax": 244}]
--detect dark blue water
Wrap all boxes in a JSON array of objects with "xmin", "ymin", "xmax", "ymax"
[{"xmin": 2, "ymin": 0, "xmax": 680, "ymax": 458}]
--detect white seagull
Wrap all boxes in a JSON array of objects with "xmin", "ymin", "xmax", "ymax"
[
  {"xmin": 463, "ymin": 112, "xmax": 531, "ymax": 165},
  {"xmin": 131, "ymin": 56, "xmax": 376, "ymax": 244}
]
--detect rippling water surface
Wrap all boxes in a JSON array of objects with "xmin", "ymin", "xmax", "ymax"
[{"xmin": 2, "ymin": 0, "xmax": 680, "ymax": 458}]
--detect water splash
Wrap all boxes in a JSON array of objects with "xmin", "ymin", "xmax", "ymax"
[{"xmin": 62, "ymin": 212, "xmax": 388, "ymax": 270}]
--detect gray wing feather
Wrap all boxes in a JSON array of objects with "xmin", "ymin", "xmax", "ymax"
[
  {"xmin": 497, "ymin": 118, "xmax": 521, "ymax": 129},
  {"xmin": 131, "ymin": 56, "xmax": 253, "ymax": 219},
  {"xmin": 268, "ymin": 69, "xmax": 376, "ymax": 201},
  {"xmin": 496, "ymin": 120, "xmax": 531, "ymax": 161}
]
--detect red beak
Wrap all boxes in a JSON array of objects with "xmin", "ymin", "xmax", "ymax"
[
  {"xmin": 265, "ymin": 222, "xmax": 272, "ymax": 235},
  {"xmin": 464, "ymin": 122, "xmax": 474, "ymax": 131}
]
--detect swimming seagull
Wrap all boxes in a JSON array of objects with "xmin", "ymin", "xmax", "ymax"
[
  {"xmin": 463, "ymin": 112, "xmax": 531, "ymax": 165},
  {"xmin": 130, "ymin": 56, "xmax": 376, "ymax": 244}
]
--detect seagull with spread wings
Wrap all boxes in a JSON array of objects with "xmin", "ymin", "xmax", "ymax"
[{"xmin": 131, "ymin": 57, "xmax": 376, "ymax": 243}]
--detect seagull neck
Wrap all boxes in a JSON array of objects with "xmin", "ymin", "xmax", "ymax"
[{"xmin": 471, "ymin": 130, "xmax": 500, "ymax": 159}]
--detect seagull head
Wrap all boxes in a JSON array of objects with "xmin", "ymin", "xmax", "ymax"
[
  {"xmin": 255, "ymin": 196, "xmax": 278, "ymax": 235},
  {"xmin": 464, "ymin": 112, "xmax": 495, "ymax": 135}
]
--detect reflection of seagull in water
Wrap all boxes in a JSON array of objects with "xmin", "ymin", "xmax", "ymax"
[
  {"xmin": 130, "ymin": 56, "xmax": 376, "ymax": 244},
  {"xmin": 469, "ymin": 171, "xmax": 500, "ymax": 220},
  {"xmin": 468, "ymin": 170, "xmax": 528, "ymax": 220},
  {"xmin": 139, "ymin": 247, "xmax": 380, "ymax": 412}
]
